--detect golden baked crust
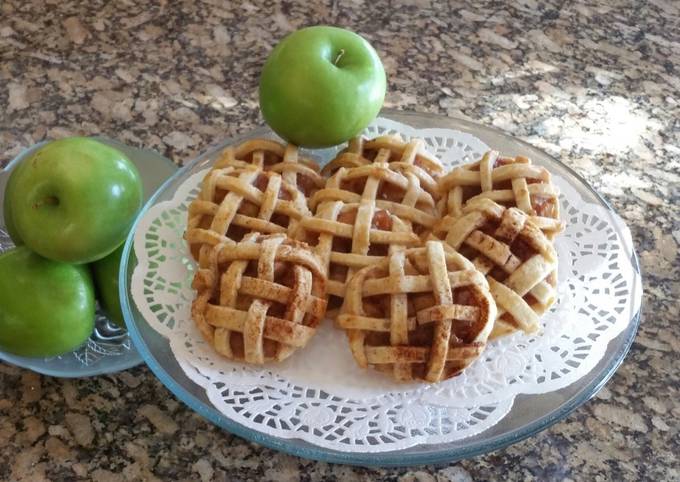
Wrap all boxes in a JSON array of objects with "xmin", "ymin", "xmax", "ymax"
[
  {"xmin": 323, "ymin": 134, "xmax": 444, "ymax": 180},
  {"xmin": 311, "ymin": 161, "xmax": 439, "ymax": 235},
  {"xmin": 185, "ymin": 166, "xmax": 310, "ymax": 268},
  {"xmin": 185, "ymin": 135, "xmax": 567, "ymax": 372},
  {"xmin": 191, "ymin": 234, "xmax": 327, "ymax": 364},
  {"xmin": 431, "ymin": 199, "xmax": 558, "ymax": 338},
  {"xmin": 322, "ymin": 135, "xmax": 443, "ymax": 213},
  {"xmin": 299, "ymin": 163, "xmax": 428, "ymax": 308},
  {"xmin": 439, "ymin": 151, "xmax": 564, "ymax": 239},
  {"xmin": 215, "ymin": 138, "xmax": 325, "ymax": 198},
  {"xmin": 337, "ymin": 241, "xmax": 496, "ymax": 382}
]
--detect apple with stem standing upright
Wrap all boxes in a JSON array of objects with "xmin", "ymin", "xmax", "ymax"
[{"xmin": 259, "ymin": 26, "xmax": 386, "ymax": 148}]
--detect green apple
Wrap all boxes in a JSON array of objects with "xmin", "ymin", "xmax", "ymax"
[
  {"xmin": 259, "ymin": 26, "xmax": 386, "ymax": 148},
  {"xmin": 3, "ymin": 159, "xmax": 25, "ymax": 244},
  {"xmin": 91, "ymin": 243, "xmax": 125, "ymax": 328},
  {"xmin": 8, "ymin": 137, "xmax": 143, "ymax": 264},
  {"xmin": 0, "ymin": 246, "xmax": 95, "ymax": 357}
]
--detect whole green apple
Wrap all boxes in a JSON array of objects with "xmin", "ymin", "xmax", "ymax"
[
  {"xmin": 8, "ymin": 137, "xmax": 143, "ymax": 264},
  {"xmin": 259, "ymin": 26, "xmax": 386, "ymax": 148},
  {"xmin": 91, "ymin": 243, "xmax": 125, "ymax": 328},
  {"xmin": 0, "ymin": 246, "xmax": 95, "ymax": 357}
]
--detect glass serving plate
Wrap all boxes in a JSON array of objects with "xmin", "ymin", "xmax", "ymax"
[
  {"xmin": 0, "ymin": 138, "xmax": 177, "ymax": 377},
  {"xmin": 121, "ymin": 110, "xmax": 641, "ymax": 466}
]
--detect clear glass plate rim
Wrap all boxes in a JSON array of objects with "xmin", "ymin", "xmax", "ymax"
[{"xmin": 120, "ymin": 109, "xmax": 642, "ymax": 466}]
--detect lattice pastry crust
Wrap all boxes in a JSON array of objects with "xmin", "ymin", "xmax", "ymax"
[
  {"xmin": 186, "ymin": 166, "xmax": 311, "ymax": 268},
  {"xmin": 214, "ymin": 138, "xmax": 325, "ymax": 198},
  {"xmin": 312, "ymin": 159, "xmax": 440, "ymax": 237},
  {"xmin": 438, "ymin": 151, "xmax": 564, "ymax": 239},
  {"xmin": 322, "ymin": 135, "xmax": 443, "ymax": 209},
  {"xmin": 191, "ymin": 234, "xmax": 327, "ymax": 364},
  {"xmin": 431, "ymin": 199, "xmax": 558, "ymax": 339},
  {"xmin": 323, "ymin": 135, "xmax": 444, "ymax": 179},
  {"xmin": 337, "ymin": 241, "xmax": 496, "ymax": 382},
  {"xmin": 299, "ymin": 164, "xmax": 429, "ymax": 307}
]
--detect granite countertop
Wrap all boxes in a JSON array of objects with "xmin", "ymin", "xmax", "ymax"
[{"xmin": 1, "ymin": 0, "xmax": 678, "ymax": 480}]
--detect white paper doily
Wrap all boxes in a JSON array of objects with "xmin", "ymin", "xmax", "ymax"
[{"xmin": 131, "ymin": 118, "xmax": 641, "ymax": 452}]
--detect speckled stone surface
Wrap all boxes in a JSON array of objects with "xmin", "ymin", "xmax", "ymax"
[{"xmin": 0, "ymin": 0, "xmax": 678, "ymax": 480}]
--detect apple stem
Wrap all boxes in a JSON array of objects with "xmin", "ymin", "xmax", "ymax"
[{"xmin": 333, "ymin": 49, "xmax": 345, "ymax": 66}]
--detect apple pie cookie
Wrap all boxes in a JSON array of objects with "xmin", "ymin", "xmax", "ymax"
[
  {"xmin": 337, "ymin": 241, "xmax": 496, "ymax": 382},
  {"xmin": 298, "ymin": 204, "xmax": 419, "ymax": 309},
  {"xmin": 185, "ymin": 166, "xmax": 311, "ymax": 268},
  {"xmin": 214, "ymin": 139, "xmax": 325, "ymax": 198},
  {"xmin": 299, "ymin": 165, "xmax": 431, "ymax": 307},
  {"xmin": 431, "ymin": 199, "xmax": 557, "ymax": 339},
  {"xmin": 438, "ymin": 151, "xmax": 564, "ymax": 239},
  {"xmin": 191, "ymin": 233, "xmax": 327, "ymax": 364},
  {"xmin": 322, "ymin": 135, "xmax": 443, "ymax": 211},
  {"xmin": 311, "ymin": 160, "xmax": 440, "ymax": 236},
  {"xmin": 323, "ymin": 135, "xmax": 444, "ymax": 180}
]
